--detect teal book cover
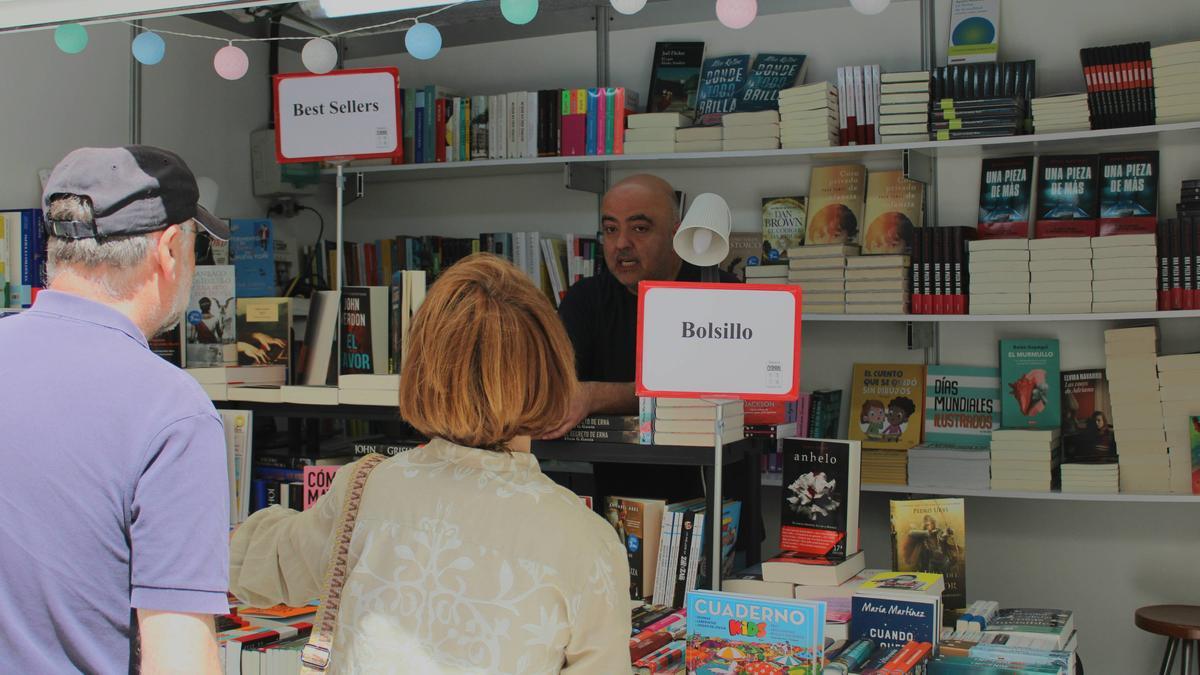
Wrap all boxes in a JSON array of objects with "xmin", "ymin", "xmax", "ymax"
[
  {"xmin": 999, "ymin": 339, "xmax": 1061, "ymax": 429},
  {"xmin": 924, "ymin": 365, "xmax": 1000, "ymax": 447},
  {"xmin": 693, "ymin": 54, "xmax": 751, "ymax": 126},
  {"xmin": 686, "ymin": 590, "xmax": 825, "ymax": 674}
]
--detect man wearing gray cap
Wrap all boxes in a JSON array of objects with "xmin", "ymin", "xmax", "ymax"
[{"xmin": 0, "ymin": 146, "xmax": 231, "ymax": 673}]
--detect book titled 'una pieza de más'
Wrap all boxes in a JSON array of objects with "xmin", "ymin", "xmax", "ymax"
[
  {"xmin": 1035, "ymin": 154, "xmax": 1100, "ymax": 238},
  {"xmin": 977, "ymin": 156, "xmax": 1034, "ymax": 239},
  {"xmin": 1099, "ymin": 150, "xmax": 1159, "ymax": 236},
  {"xmin": 779, "ymin": 438, "xmax": 861, "ymax": 559},
  {"xmin": 1000, "ymin": 339, "xmax": 1061, "ymax": 429}
]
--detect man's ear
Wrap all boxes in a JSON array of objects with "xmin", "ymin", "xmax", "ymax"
[{"xmin": 155, "ymin": 223, "xmax": 188, "ymax": 279}]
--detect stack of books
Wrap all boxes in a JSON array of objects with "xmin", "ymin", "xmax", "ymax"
[
  {"xmin": 929, "ymin": 61, "xmax": 1035, "ymax": 140},
  {"xmin": 1093, "ymin": 234, "xmax": 1158, "ymax": 312},
  {"xmin": 651, "ymin": 398, "xmax": 745, "ymax": 447},
  {"xmin": 845, "ymin": 254, "xmax": 910, "ymax": 314},
  {"xmin": 1031, "ymin": 93, "xmax": 1091, "ymax": 134},
  {"xmin": 562, "ymin": 414, "xmax": 645, "ymax": 444},
  {"xmin": 674, "ymin": 125, "xmax": 723, "ymax": 153},
  {"xmin": 785, "ymin": 244, "xmax": 859, "ymax": 313},
  {"xmin": 744, "ymin": 263, "xmax": 788, "ymax": 284},
  {"xmin": 907, "ymin": 446, "xmax": 991, "ymax": 490},
  {"xmin": 778, "ymin": 82, "xmax": 840, "ymax": 149},
  {"xmin": 836, "ymin": 64, "xmax": 880, "ymax": 145},
  {"xmin": 726, "ymin": 563, "xmax": 877, "ymax": 641},
  {"xmin": 338, "ymin": 374, "xmax": 400, "ymax": 406},
  {"xmin": 1104, "ymin": 326, "xmax": 1169, "ymax": 493},
  {"xmin": 989, "ymin": 429, "xmax": 1061, "ymax": 492},
  {"xmin": 1152, "ymin": 40, "xmax": 1200, "ymax": 124},
  {"xmin": 1029, "ymin": 237, "xmax": 1092, "ymax": 314},
  {"xmin": 862, "ymin": 448, "xmax": 908, "ymax": 485},
  {"xmin": 1080, "ymin": 42, "xmax": 1155, "ymax": 129},
  {"xmin": 968, "ymin": 239, "xmax": 1030, "ymax": 315},
  {"xmin": 1060, "ymin": 463, "xmax": 1119, "ymax": 494},
  {"xmin": 721, "ymin": 110, "xmax": 780, "ymax": 152},
  {"xmin": 879, "ymin": 70, "xmax": 931, "ymax": 144},
  {"xmin": 623, "ymin": 112, "xmax": 690, "ymax": 155},
  {"xmin": 1156, "ymin": 352, "xmax": 1200, "ymax": 494}
]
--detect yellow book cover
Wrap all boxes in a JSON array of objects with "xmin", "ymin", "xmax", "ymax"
[
  {"xmin": 862, "ymin": 170, "xmax": 924, "ymax": 255},
  {"xmin": 761, "ymin": 196, "xmax": 807, "ymax": 262},
  {"xmin": 849, "ymin": 363, "xmax": 925, "ymax": 450},
  {"xmin": 804, "ymin": 164, "xmax": 867, "ymax": 245},
  {"xmin": 889, "ymin": 497, "xmax": 966, "ymax": 610},
  {"xmin": 858, "ymin": 570, "xmax": 944, "ymax": 593}
]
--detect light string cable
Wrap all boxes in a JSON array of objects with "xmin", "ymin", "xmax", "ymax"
[{"xmin": 120, "ymin": 1, "xmax": 471, "ymax": 42}]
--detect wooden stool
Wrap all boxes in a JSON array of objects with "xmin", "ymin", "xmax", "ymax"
[{"xmin": 1135, "ymin": 605, "xmax": 1200, "ymax": 675}]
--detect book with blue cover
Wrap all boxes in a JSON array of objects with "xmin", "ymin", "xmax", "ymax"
[
  {"xmin": 685, "ymin": 589, "xmax": 825, "ymax": 674},
  {"xmin": 924, "ymin": 365, "xmax": 1000, "ymax": 448},
  {"xmin": 694, "ymin": 54, "xmax": 751, "ymax": 126},
  {"xmin": 230, "ymin": 218, "xmax": 276, "ymax": 298},
  {"xmin": 999, "ymin": 339, "xmax": 1061, "ymax": 429},
  {"xmin": 850, "ymin": 591, "xmax": 941, "ymax": 655},
  {"xmin": 738, "ymin": 53, "xmax": 807, "ymax": 112}
]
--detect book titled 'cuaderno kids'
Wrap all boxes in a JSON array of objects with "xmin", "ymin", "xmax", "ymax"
[{"xmin": 685, "ymin": 590, "xmax": 825, "ymax": 674}]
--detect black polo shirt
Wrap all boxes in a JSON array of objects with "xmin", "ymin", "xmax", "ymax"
[{"xmin": 557, "ymin": 263, "xmax": 743, "ymax": 504}]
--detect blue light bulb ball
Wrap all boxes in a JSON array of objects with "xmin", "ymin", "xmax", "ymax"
[
  {"xmin": 54, "ymin": 24, "xmax": 89, "ymax": 54},
  {"xmin": 405, "ymin": 22, "xmax": 442, "ymax": 60},
  {"xmin": 501, "ymin": 0, "xmax": 538, "ymax": 25},
  {"xmin": 132, "ymin": 31, "xmax": 166, "ymax": 65},
  {"xmin": 951, "ymin": 16, "xmax": 995, "ymax": 46}
]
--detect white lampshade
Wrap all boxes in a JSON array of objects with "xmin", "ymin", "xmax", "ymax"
[
  {"xmin": 849, "ymin": 0, "xmax": 890, "ymax": 14},
  {"xmin": 673, "ymin": 192, "xmax": 731, "ymax": 267},
  {"xmin": 196, "ymin": 176, "xmax": 219, "ymax": 213}
]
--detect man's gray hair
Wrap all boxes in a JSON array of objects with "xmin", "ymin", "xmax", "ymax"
[{"xmin": 44, "ymin": 195, "xmax": 157, "ymax": 298}]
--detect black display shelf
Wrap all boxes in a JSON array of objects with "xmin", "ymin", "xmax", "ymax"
[
  {"xmin": 531, "ymin": 438, "xmax": 749, "ymax": 466},
  {"xmin": 219, "ymin": 401, "xmax": 403, "ymax": 422}
]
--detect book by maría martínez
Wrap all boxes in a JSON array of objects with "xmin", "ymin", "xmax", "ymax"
[
  {"xmin": 849, "ymin": 363, "xmax": 926, "ymax": 450},
  {"xmin": 850, "ymin": 590, "xmax": 941, "ymax": 655},
  {"xmin": 1000, "ymin": 339, "xmax": 1061, "ymax": 429},
  {"xmin": 685, "ymin": 590, "xmax": 825, "ymax": 674}
]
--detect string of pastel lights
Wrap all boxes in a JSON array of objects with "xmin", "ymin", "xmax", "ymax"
[{"xmin": 50, "ymin": 0, "xmax": 891, "ymax": 79}]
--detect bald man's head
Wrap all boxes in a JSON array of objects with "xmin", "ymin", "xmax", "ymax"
[{"xmin": 600, "ymin": 174, "xmax": 684, "ymax": 293}]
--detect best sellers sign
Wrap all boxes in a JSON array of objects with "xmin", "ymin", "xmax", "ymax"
[
  {"xmin": 636, "ymin": 282, "xmax": 802, "ymax": 400},
  {"xmin": 274, "ymin": 67, "xmax": 400, "ymax": 163}
]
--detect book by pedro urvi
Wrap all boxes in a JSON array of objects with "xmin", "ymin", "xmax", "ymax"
[{"xmin": 890, "ymin": 498, "xmax": 967, "ymax": 610}]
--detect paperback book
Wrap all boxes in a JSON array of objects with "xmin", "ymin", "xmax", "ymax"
[
  {"xmin": 923, "ymin": 365, "xmax": 1000, "ymax": 448},
  {"xmin": 805, "ymin": 164, "xmax": 868, "ymax": 245},
  {"xmin": 999, "ymin": 339, "xmax": 1061, "ymax": 429},
  {"xmin": 1061, "ymin": 369, "xmax": 1117, "ymax": 463},
  {"xmin": 230, "ymin": 218, "xmax": 276, "ymax": 298},
  {"xmin": 779, "ymin": 437, "xmax": 861, "ymax": 558},
  {"xmin": 235, "ymin": 297, "xmax": 292, "ymax": 380},
  {"xmin": 862, "ymin": 170, "xmax": 924, "ymax": 254},
  {"xmin": 761, "ymin": 196, "xmax": 807, "ymax": 263},
  {"xmin": 737, "ymin": 53, "xmax": 808, "ymax": 112},
  {"xmin": 977, "ymin": 156, "xmax": 1034, "ymax": 239},
  {"xmin": 1034, "ymin": 154, "xmax": 1099, "ymax": 238},
  {"xmin": 948, "ymin": 0, "xmax": 1000, "ymax": 64},
  {"xmin": 646, "ymin": 42, "xmax": 705, "ymax": 118},
  {"xmin": 720, "ymin": 232, "xmax": 763, "ymax": 281},
  {"xmin": 849, "ymin": 363, "xmax": 926, "ymax": 450},
  {"xmin": 185, "ymin": 265, "xmax": 237, "ymax": 367},
  {"xmin": 1099, "ymin": 150, "xmax": 1159, "ymax": 235},
  {"xmin": 605, "ymin": 496, "xmax": 665, "ymax": 601},
  {"xmin": 850, "ymin": 591, "xmax": 941, "ymax": 654},
  {"xmin": 686, "ymin": 590, "xmax": 825, "ymax": 674},
  {"xmin": 890, "ymin": 498, "xmax": 967, "ymax": 610},
  {"xmin": 694, "ymin": 55, "xmax": 751, "ymax": 126},
  {"xmin": 339, "ymin": 286, "xmax": 390, "ymax": 376},
  {"xmin": 1192, "ymin": 417, "xmax": 1200, "ymax": 495}
]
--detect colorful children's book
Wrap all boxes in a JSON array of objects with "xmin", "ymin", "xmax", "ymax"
[
  {"xmin": 923, "ymin": 365, "xmax": 1000, "ymax": 448},
  {"xmin": 779, "ymin": 437, "xmax": 861, "ymax": 559},
  {"xmin": 889, "ymin": 498, "xmax": 966, "ymax": 610},
  {"xmin": 849, "ymin": 363, "xmax": 927, "ymax": 450},
  {"xmin": 1190, "ymin": 417, "xmax": 1200, "ymax": 495},
  {"xmin": 685, "ymin": 590, "xmax": 825, "ymax": 674},
  {"xmin": 999, "ymin": 339, "xmax": 1061, "ymax": 429}
]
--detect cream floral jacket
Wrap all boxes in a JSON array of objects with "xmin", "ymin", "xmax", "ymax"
[{"xmin": 229, "ymin": 439, "xmax": 631, "ymax": 674}]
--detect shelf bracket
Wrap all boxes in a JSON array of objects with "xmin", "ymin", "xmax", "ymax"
[
  {"xmin": 564, "ymin": 163, "xmax": 606, "ymax": 194},
  {"xmin": 907, "ymin": 321, "xmax": 935, "ymax": 351},
  {"xmin": 903, "ymin": 149, "xmax": 934, "ymax": 185}
]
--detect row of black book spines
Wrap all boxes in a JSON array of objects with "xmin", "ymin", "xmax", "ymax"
[
  {"xmin": 1079, "ymin": 42, "xmax": 1155, "ymax": 129},
  {"xmin": 929, "ymin": 60, "xmax": 1036, "ymax": 108},
  {"xmin": 1157, "ymin": 217, "xmax": 1200, "ymax": 311}
]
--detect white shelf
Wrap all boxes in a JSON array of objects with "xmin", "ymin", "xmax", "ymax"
[
  {"xmin": 761, "ymin": 473, "xmax": 1200, "ymax": 502},
  {"xmin": 802, "ymin": 310, "xmax": 1200, "ymax": 323},
  {"xmin": 324, "ymin": 120, "xmax": 1200, "ymax": 182}
]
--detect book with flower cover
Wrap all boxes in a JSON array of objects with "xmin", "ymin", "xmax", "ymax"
[
  {"xmin": 779, "ymin": 438, "xmax": 861, "ymax": 559},
  {"xmin": 999, "ymin": 339, "xmax": 1061, "ymax": 429}
]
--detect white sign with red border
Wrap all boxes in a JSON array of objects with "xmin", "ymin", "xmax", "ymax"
[
  {"xmin": 273, "ymin": 67, "xmax": 400, "ymax": 164},
  {"xmin": 636, "ymin": 282, "xmax": 802, "ymax": 400}
]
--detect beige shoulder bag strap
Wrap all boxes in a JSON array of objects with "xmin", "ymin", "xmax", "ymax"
[{"xmin": 300, "ymin": 453, "xmax": 387, "ymax": 674}]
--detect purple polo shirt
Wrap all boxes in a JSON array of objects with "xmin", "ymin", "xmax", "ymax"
[{"xmin": 0, "ymin": 290, "xmax": 230, "ymax": 673}]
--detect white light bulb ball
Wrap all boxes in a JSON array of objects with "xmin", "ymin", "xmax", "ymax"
[
  {"xmin": 301, "ymin": 38, "xmax": 338, "ymax": 74},
  {"xmin": 611, "ymin": 0, "xmax": 647, "ymax": 15}
]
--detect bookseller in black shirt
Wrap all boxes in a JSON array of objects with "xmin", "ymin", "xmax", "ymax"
[{"xmin": 549, "ymin": 174, "xmax": 741, "ymax": 502}]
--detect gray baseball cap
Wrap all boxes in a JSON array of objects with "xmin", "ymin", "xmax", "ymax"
[{"xmin": 42, "ymin": 145, "xmax": 230, "ymax": 241}]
